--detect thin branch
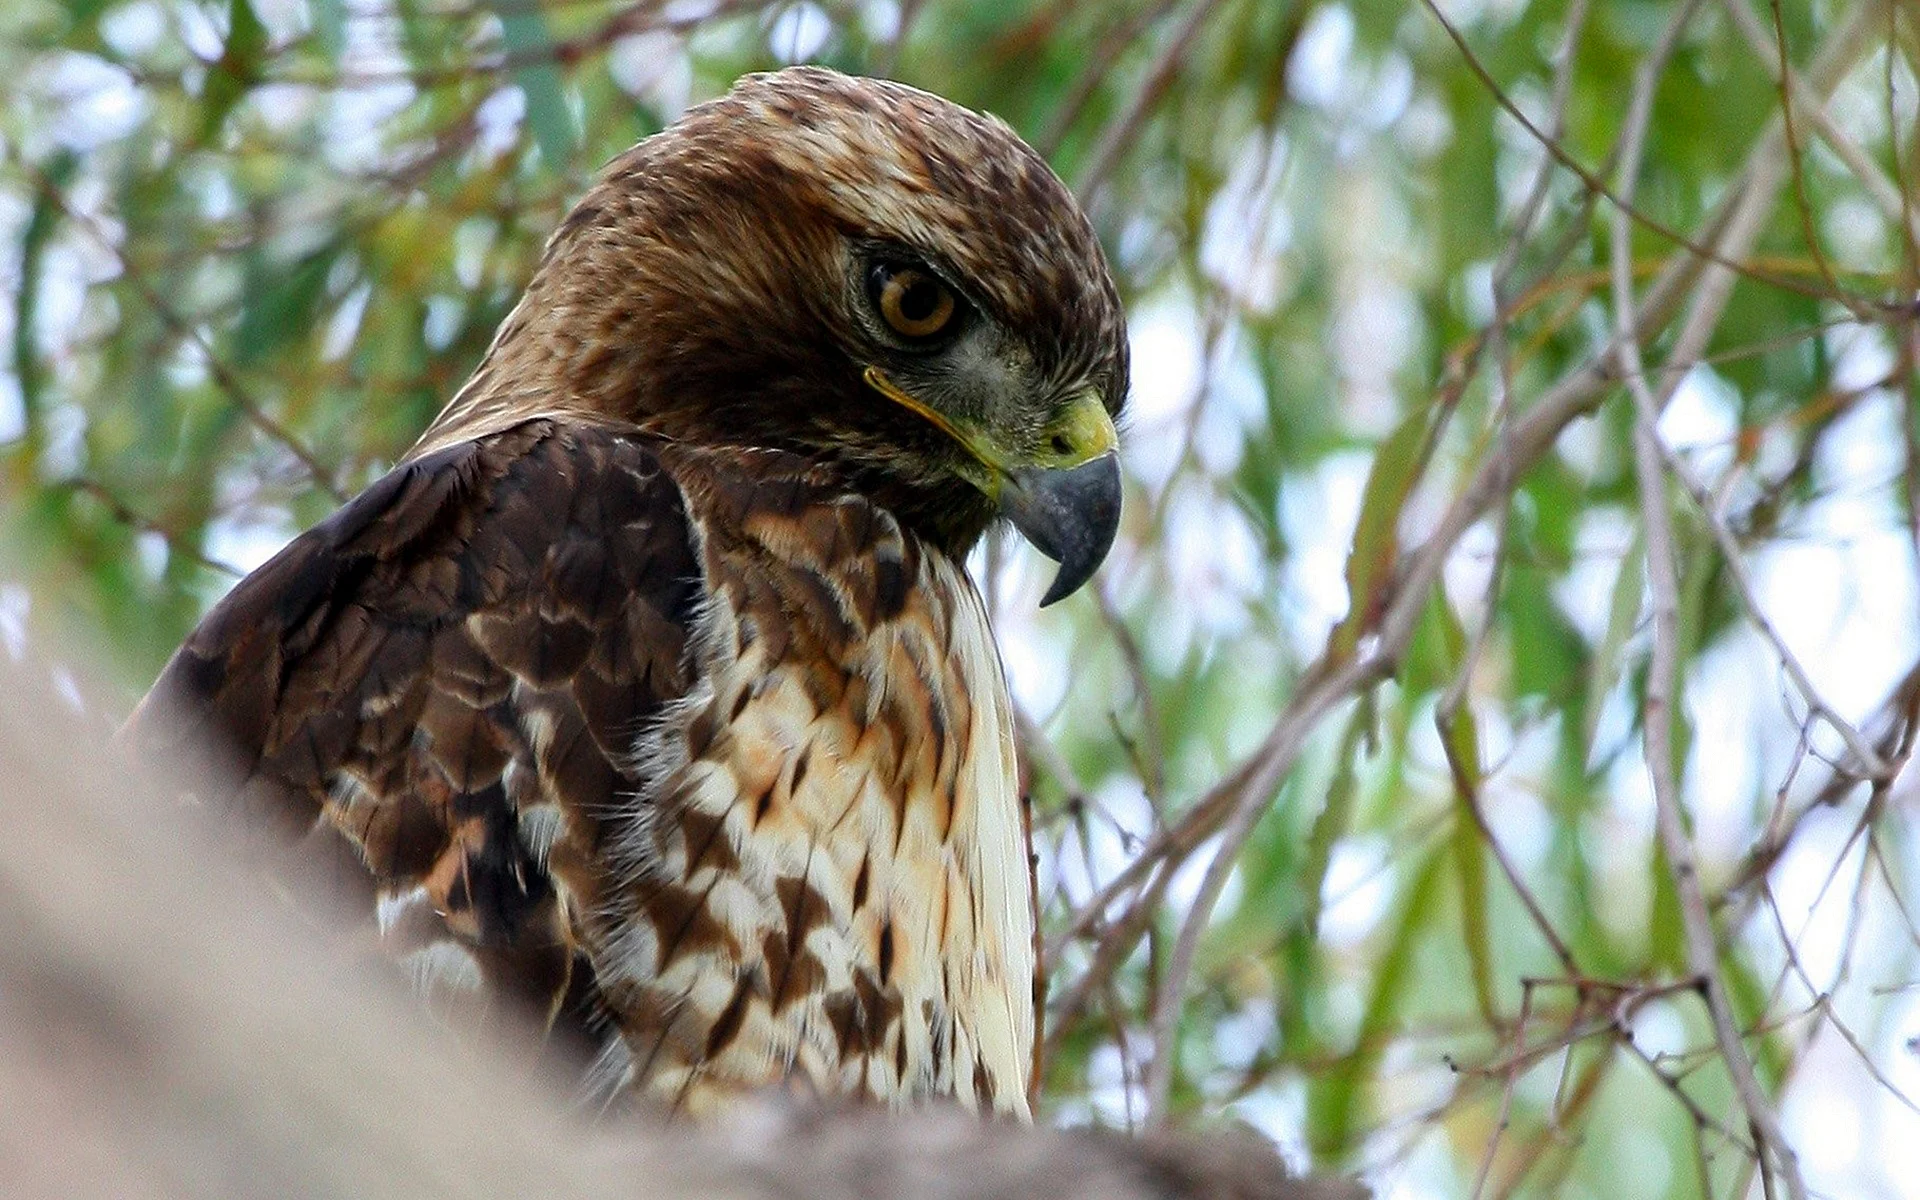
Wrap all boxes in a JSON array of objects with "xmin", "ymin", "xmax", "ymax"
[
  {"xmin": 1417, "ymin": 0, "xmax": 1898, "ymax": 317},
  {"xmin": 1760, "ymin": 883, "xmax": 1920, "ymax": 1115},
  {"xmin": 1469, "ymin": 980, "xmax": 1534, "ymax": 1200},
  {"xmin": 1094, "ymin": 581, "xmax": 1167, "ymax": 805},
  {"xmin": 1074, "ymin": 0, "xmax": 1229, "ymax": 194},
  {"xmin": 1653, "ymin": 439, "xmax": 1893, "ymax": 778},
  {"xmin": 1724, "ymin": 659, "xmax": 1920, "ymax": 899},
  {"xmin": 54, "ymin": 480, "xmax": 245, "ymax": 579},
  {"xmin": 24, "ymin": 167, "xmax": 346, "ymax": 502},
  {"xmin": 1043, "ymin": 868, "xmax": 1172, "ymax": 1067},
  {"xmin": 1438, "ymin": 735, "xmax": 1579, "ymax": 974},
  {"xmin": 1763, "ymin": 0, "xmax": 1847, "ymax": 298},
  {"xmin": 1722, "ymin": 0, "xmax": 1920, "ymax": 250},
  {"xmin": 1037, "ymin": 1, "xmax": 1182, "ymax": 158},
  {"xmin": 1607, "ymin": 5, "xmax": 1809, "ymax": 1190}
]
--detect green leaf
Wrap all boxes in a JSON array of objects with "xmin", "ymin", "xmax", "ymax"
[
  {"xmin": 1583, "ymin": 525, "xmax": 1645, "ymax": 760},
  {"xmin": 1647, "ymin": 839, "xmax": 1687, "ymax": 973},
  {"xmin": 233, "ymin": 248, "xmax": 336, "ymax": 369},
  {"xmin": 1424, "ymin": 592, "xmax": 1497, "ymax": 1023},
  {"xmin": 199, "ymin": 0, "xmax": 268, "ymax": 141},
  {"xmin": 1297, "ymin": 707, "xmax": 1370, "ymax": 939},
  {"xmin": 490, "ymin": 2, "xmax": 579, "ymax": 170},
  {"xmin": 8, "ymin": 153, "xmax": 76, "ymax": 471},
  {"xmin": 1329, "ymin": 404, "xmax": 1432, "ymax": 659}
]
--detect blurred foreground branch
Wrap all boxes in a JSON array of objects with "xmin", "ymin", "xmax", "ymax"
[{"xmin": 0, "ymin": 646, "xmax": 1358, "ymax": 1200}]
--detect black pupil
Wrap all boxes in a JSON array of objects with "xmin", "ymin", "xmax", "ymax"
[{"xmin": 898, "ymin": 275, "xmax": 941, "ymax": 323}]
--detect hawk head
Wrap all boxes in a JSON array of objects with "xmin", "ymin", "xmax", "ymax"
[{"xmin": 426, "ymin": 66, "xmax": 1128, "ymax": 604}]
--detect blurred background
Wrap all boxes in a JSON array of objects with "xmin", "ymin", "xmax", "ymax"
[{"xmin": 4, "ymin": 0, "xmax": 1918, "ymax": 1196}]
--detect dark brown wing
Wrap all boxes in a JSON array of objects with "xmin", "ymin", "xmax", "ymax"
[{"xmin": 126, "ymin": 418, "xmax": 701, "ymax": 1056}]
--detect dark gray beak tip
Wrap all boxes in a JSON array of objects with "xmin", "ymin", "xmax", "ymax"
[{"xmin": 1000, "ymin": 452, "xmax": 1123, "ymax": 608}]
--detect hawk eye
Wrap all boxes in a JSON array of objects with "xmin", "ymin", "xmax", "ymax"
[{"xmin": 870, "ymin": 262, "xmax": 958, "ymax": 341}]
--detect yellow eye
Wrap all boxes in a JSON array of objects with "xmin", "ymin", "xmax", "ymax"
[{"xmin": 872, "ymin": 263, "xmax": 958, "ymax": 340}]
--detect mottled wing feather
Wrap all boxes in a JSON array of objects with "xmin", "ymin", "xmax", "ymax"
[{"xmin": 128, "ymin": 418, "xmax": 701, "ymax": 1049}]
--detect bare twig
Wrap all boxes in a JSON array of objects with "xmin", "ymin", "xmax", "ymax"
[
  {"xmin": 1722, "ymin": 0, "xmax": 1920, "ymax": 250},
  {"xmin": 1652, "ymin": 440, "xmax": 1893, "ymax": 778},
  {"xmin": 1468, "ymin": 980, "xmax": 1534, "ymax": 1200},
  {"xmin": 1607, "ymin": 5, "xmax": 1809, "ymax": 1191}
]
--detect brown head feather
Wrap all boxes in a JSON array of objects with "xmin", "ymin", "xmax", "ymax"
[{"xmin": 416, "ymin": 66, "xmax": 1128, "ymax": 554}]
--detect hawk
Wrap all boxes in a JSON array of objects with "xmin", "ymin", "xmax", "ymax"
[{"xmin": 127, "ymin": 66, "xmax": 1126, "ymax": 1121}]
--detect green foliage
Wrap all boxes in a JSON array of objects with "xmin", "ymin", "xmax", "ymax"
[{"xmin": 5, "ymin": 1, "xmax": 1917, "ymax": 1196}]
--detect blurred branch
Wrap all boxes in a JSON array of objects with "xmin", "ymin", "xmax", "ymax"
[
  {"xmin": 1038, "ymin": 1, "xmax": 1180, "ymax": 158},
  {"xmin": 1608, "ymin": 3, "xmax": 1808, "ymax": 1192},
  {"xmin": 1095, "ymin": 580, "xmax": 1167, "ymax": 805},
  {"xmin": 1044, "ymin": 865, "xmax": 1172, "ymax": 1067},
  {"xmin": 1762, "ymin": 0, "xmax": 1847, "ymax": 300},
  {"xmin": 53, "ymin": 479, "xmax": 245, "ymax": 579},
  {"xmin": 1075, "ymin": 0, "xmax": 1233, "ymax": 195},
  {"xmin": 1722, "ymin": 0, "xmax": 1920, "ymax": 250},
  {"xmin": 1440, "ymin": 0, "xmax": 1595, "ymax": 719},
  {"xmin": 1101, "ymin": 0, "xmax": 1894, "ymax": 1131},
  {"xmin": 0, "ymin": 648, "xmax": 1361, "ymax": 1200},
  {"xmin": 258, "ymin": 0, "xmax": 758, "ymax": 89},
  {"xmin": 23, "ymin": 166, "xmax": 346, "ymax": 503},
  {"xmin": 1466, "ymin": 980, "xmax": 1531, "ymax": 1200},
  {"xmin": 1417, "ymin": 0, "xmax": 1898, "ymax": 317}
]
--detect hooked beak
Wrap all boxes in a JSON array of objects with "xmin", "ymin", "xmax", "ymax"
[
  {"xmin": 1000, "ymin": 452, "xmax": 1123, "ymax": 606},
  {"xmin": 865, "ymin": 367, "xmax": 1122, "ymax": 606}
]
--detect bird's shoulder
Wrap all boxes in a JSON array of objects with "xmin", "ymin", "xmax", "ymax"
[
  {"xmin": 133, "ymin": 418, "xmax": 705, "ymax": 776},
  {"xmin": 126, "ymin": 416, "xmax": 707, "ymax": 1045}
]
